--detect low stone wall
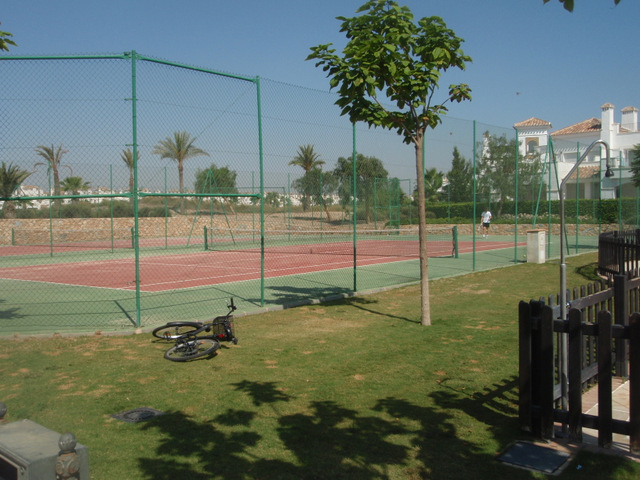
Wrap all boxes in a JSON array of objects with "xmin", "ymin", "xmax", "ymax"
[
  {"xmin": 0, "ymin": 217, "xmax": 221, "ymax": 245},
  {"xmin": 0, "ymin": 217, "xmax": 612, "ymax": 245}
]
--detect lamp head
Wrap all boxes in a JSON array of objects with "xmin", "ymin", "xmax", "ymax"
[{"xmin": 605, "ymin": 166, "xmax": 615, "ymax": 178}]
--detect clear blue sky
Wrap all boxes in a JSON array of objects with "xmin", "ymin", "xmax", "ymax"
[{"xmin": 3, "ymin": 0, "xmax": 638, "ymax": 131}]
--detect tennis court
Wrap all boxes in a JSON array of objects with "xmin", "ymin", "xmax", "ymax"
[
  {"xmin": 0, "ymin": 229, "xmax": 534, "ymax": 335},
  {"xmin": 0, "ymin": 229, "xmax": 463, "ymax": 293}
]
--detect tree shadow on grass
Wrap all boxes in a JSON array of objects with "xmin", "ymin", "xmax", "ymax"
[
  {"xmin": 429, "ymin": 375, "xmax": 523, "ymax": 451},
  {"xmin": 137, "ymin": 409, "xmax": 260, "ymax": 480},
  {"xmin": 575, "ymin": 262, "xmax": 601, "ymax": 282},
  {"xmin": 427, "ymin": 375, "xmax": 640, "ymax": 479},
  {"xmin": 337, "ymin": 295, "xmax": 419, "ymax": 324},
  {"xmin": 136, "ymin": 378, "xmax": 555, "ymax": 480}
]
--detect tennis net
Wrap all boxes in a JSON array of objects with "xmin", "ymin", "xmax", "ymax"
[{"xmin": 206, "ymin": 226, "xmax": 457, "ymax": 258}]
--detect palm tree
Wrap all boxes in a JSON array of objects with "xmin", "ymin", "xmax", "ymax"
[
  {"xmin": 152, "ymin": 131, "xmax": 209, "ymax": 212},
  {"xmin": 289, "ymin": 145, "xmax": 325, "ymax": 212},
  {"xmin": 289, "ymin": 144, "xmax": 324, "ymax": 173},
  {"xmin": 423, "ymin": 168, "xmax": 444, "ymax": 203},
  {"xmin": 0, "ymin": 22, "xmax": 17, "ymax": 52},
  {"xmin": 0, "ymin": 162, "xmax": 32, "ymax": 218},
  {"xmin": 120, "ymin": 148, "xmax": 139, "ymax": 194},
  {"xmin": 60, "ymin": 176, "xmax": 91, "ymax": 202},
  {"xmin": 34, "ymin": 144, "xmax": 72, "ymax": 199}
]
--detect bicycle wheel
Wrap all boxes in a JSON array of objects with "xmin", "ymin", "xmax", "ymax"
[
  {"xmin": 164, "ymin": 338, "xmax": 220, "ymax": 362},
  {"xmin": 152, "ymin": 322, "xmax": 202, "ymax": 340}
]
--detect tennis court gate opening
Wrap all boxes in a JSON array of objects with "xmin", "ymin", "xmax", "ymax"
[{"xmin": 518, "ymin": 273, "xmax": 640, "ymax": 454}]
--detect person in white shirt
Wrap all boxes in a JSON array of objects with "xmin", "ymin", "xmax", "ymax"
[{"xmin": 480, "ymin": 208, "xmax": 492, "ymax": 238}]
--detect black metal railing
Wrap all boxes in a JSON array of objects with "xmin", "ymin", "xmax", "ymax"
[{"xmin": 598, "ymin": 229, "xmax": 640, "ymax": 280}]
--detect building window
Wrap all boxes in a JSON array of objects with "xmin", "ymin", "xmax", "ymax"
[{"xmin": 526, "ymin": 138, "xmax": 539, "ymax": 154}]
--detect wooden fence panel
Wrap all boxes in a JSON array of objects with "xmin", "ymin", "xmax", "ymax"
[
  {"xmin": 520, "ymin": 274, "xmax": 638, "ymax": 454},
  {"xmin": 630, "ymin": 313, "xmax": 640, "ymax": 454}
]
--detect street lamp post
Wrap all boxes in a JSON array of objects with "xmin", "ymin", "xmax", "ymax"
[{"xmin": 558, "ymin": 139, "xmax": 614, "ymax": 427}]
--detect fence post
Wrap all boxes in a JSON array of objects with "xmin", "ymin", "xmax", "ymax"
[
  {"xmin": 568, "ymin": 308, "xmax": 583, "ymax": 442},
  {"xmin": 519, "ymin": 300, "xmax": 536, "ymax": 432},
  {"xmin": 616, "ymin": 231, "xmax": 624, "ymax": 275},
  {"xmin": 597, "ymin": 310, "xmax": 613, "ymax": 449},
  {"xmin": 630, "ymin": 312, "xmax": 640, "ymax": 454},
  {"xmin": 613, "ymin": 274, "xmax": 629, "ymax": 377},
  {"xmin": 539, "ymin": 304, "xmax": 555, "ymax": 440}
]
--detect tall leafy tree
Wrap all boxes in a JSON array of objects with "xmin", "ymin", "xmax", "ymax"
[
  {"xmin": 308, "ymin": 0, "xmax": 471, "ymax": 325},
  {"xmin": 120, "ymin": 148, "xmax": 139, "ymax": 194},
  {"xmin": 333, "ymin": 154, "xmax": 388, "ymax": 223},
  {"xmin": 476, "ymin": 132, "xmax": 542, "ymax": 215},
  {"xmin": 0, "ymin": 162, "xmax": 32, "ymax": 218},
  {"xmin": 194, "ymin": 163, "xmax": 238, "ymax": 213},
  {"xmin": 265, "ymin": 191, "xmax": 281, "ymax": 208},
  {"xmin": 291, "ymin": 168, "xmax": 337, "ymax": 221},
  {"xmin": 60, "ymin": 176, "xmax": 91, "ymax": 202},
  {"xmin": 34, "ymin": 144, "xmax": 72, "ymax": 200},
  {"xmin": 289, "ymin": 145, "xmax": 325, "ymax": 212},
  {"xmin": 447, "ymin": 146, "xmax": 473, "ymax": 202},
  {"xmin": 152, "ymin": 131, "xmax": 209, "ymax": 211},
  {"xmin": 476, "ymin": 132, "xmax": 515, "ymax": 214},
  {"xmin": 629, "ymin": 144, "xmax": 640, "ymax": 188}
]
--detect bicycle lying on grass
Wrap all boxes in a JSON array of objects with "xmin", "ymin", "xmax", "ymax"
[{"xmin": 152, "ymin": 298, "xmax": 238, "ymax": 362}]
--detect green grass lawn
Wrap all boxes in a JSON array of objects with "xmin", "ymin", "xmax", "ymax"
[{"xmin": 1, "ymin": 252, "xmax": 638, "ymax": 479}]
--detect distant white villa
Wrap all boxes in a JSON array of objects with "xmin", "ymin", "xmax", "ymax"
[
  {"xmin": 514, "ymin": 103, "xmax": 640, "ymax": 199},
  {"xmin": 2, "ymin": 185, "xmax": 340, "ymax": 211}
]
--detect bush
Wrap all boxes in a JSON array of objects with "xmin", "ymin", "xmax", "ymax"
[
  {"xmin": 111, "ymin": 201, "xmax": 134, "ymax": 217},
  {"xmin": 14, "ymin": 208, "xmax": 40, "ymax": 219},
  {"xmin": 59, "ymin": 202, "xmax": 93, "ymax": 218},
  {"xmin": 138, "ymin": 206, "xmax": 171, "ymax": 217}
]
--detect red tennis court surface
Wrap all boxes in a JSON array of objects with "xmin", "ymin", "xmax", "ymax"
[{"xmin": 0, "ymin": 239, "xmax": 517, "ymax": 292}]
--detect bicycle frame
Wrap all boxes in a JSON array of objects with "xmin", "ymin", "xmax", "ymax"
[{"xmin": 154, "ymin": 298, "xmax": 238, "ymax": 361}]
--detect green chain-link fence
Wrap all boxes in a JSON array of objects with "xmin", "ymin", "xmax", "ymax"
[{"xmin": 0, "ymin": 52, "xmax": 636, "ymax": 334}]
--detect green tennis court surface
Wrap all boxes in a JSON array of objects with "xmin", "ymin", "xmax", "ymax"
[{"xmin": 0, "ymin": 232, "xmax": 596, "ymax": 336}]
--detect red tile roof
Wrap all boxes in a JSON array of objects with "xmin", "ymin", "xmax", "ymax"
[
  {"xmin": 551, "ymin": 118, "xmax": 601, "ymax": 136},
  {"xmin": 514, "ymin": 117, "xmax": 552, "ymax": 128},
  {"xmin": 567, "ymin": 165, "xmax": 601, "ymax": 180}
]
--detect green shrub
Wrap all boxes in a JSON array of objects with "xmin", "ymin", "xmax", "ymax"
[{"xmin": 59, "ymin": 202, "xmax": 93, "ymax": 218}]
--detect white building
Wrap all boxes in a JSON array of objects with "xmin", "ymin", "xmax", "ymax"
[{"xmin": 515, "ymin": 103, "xmax": 640, "ymax": 200}]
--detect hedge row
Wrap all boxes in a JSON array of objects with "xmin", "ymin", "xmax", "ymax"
[{"xmin": 425, "ymin": 198, "xmax": 638, "ymax": 224}]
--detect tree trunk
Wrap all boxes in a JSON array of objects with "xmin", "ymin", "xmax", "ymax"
[
  {"xmin": 415, "ymin": 136, "xmax": 431, "ymax": 326},
  {"xmin": 52, "ymin": 166, "xmax": 60, "ymax": 197},
  {"xmin": 52, "ymin": 166, "xmax": 62, "ymax": 209},
  {"xmin": 178, "ymin": 160, "xmax": 184, "ymax": 213},
  {"xmin": 1, "ymin": 202, "xmax": 16, "ymax": 219},
  {"xmin": 323, "ymin": 201, "xmax": 332, "ymax": 222}
]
